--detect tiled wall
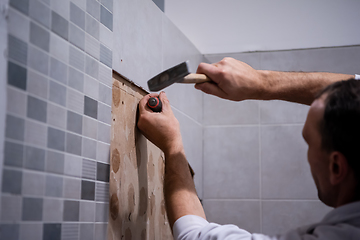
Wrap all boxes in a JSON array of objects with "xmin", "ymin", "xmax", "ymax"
[{"xmin": 202, "ymin": 46, "xmax": 360, "ymax": 235}]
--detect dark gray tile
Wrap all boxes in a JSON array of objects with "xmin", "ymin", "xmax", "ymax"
[
  {"xmin": 46, "ymin": 150, "xmax": 64, "ymax": 174},
  {"xmin": 69, "ymin": 23, "xmax": 85, "ymax": 51},
  {"xmin": 8, "ymin": 35, "xmax": 27, "ymax": 65},
  {"xmin": 82, "ymin": 138, "xmax": 96, "ymax": 159},
  {"xmin": 80, "ymin": 224, "xmax": 94, "ymax": 240},
  {"xmin": 22, "ymin": 197, "xmax": 43, "ymax": 221},
  {"xmin": 7, "ymin": 61, "xmax": 27, "ymax": 90},
  {"xmin": 67, "ymin": 111, "xmax": 82, "ymax": 134},
  {"xmin": 81, "ymin": 180, "xmax": 95, "ymax": 200},
  {"xmin": 101, "ymin": 0, "xmax": 113, "ymax": 12},
  {"xmin": 63, "ymin": 200, "xmax": 80, "ymax": 221},
  {"xmin": 47, "ymin": 127, "xmax": 65, "ymax": 151},
  {"xmin": 43, "ymin": 224, "xmax": 61, "ymax": 240},
  {"xmin": 27, "ymin": 95, "xmax": 47, "ymax": 123},
  {"xmin": 2, "ymin": 169, "xmax": 22, "ymax": 194},
  {"xmin": 28, "ymin": 45, "xmax": 49, "ymax": 75},
  {"xmin": 85, "ymin": 55, "xmax": 99, "ymax": 79},
  {"xmin": 10, "ymin": 0, "xmax": 29, "ymax": 15},
  {"xmin": 50, "ymin": 57, "xmax": 68, "ymax": 84},
  {"xmin": 100, "ymin": 5, "xmax": 112, "ymax": 31},
  {"xmin": 6, "ymin": 114, "xmax": 25, "ymax": 141},
  {"xmin": 51, "ymin": 11, "xmax": 69, "ymax": 40},
  {"xmin": 100, "ymin": 44, "xmax": 112, "ymax": 67},
  {"xmin": 70, "ymin": 2, "xmax": 85, "ymax": 30},
  {"xmin": 86, "ymin": 0, "xmax": 100, "ymax": 20},
  {"xmin": 4, "ymin": 141, "xmax": 24, "ymax": 167},
  {"xmin": 0, "ymin": 224, "xmax": 20, "ymax": 240},
  {"xmin": 85, "ymin": 14, "xmax": 99, "ymax": 40},
  {"xmin": 66, "ymin": 132, "xmax": 82, "ymax": 155},
  {"xmin": 82, "ymin": 159, "xmax": 96, "ymax": 179},
  {"xmin": 96, "ymin": 162, "xmax": 109, "ymax": 182},
  {"xmin": 68, "ymin": 67, "xmax": 84, "ymax": 92},
  {"xmin": 49, "ymin": 80, "xmax": 66, "ymax": 106},
  {"xmin": 30, "ymin": 22, "xmax": 50, "ymax": 51},
  {"xmin": 45, "ymin": 175, "xmax": 63, "ymax": 197},
  {"xmin": 84, "ymin": 96, "xmax": 97, "ymax": 119},
  {"xmin": 69, "ymin": 45, "xmax": 85, "ymax": 71},
  {"xmin": 29, "ymin": 0, "xmax": 51, "ymax": 28},
  {"xmin": 24, "ymin": 145, "xmax": 45, "ymax": 171},
  {"xmin": 98, "ymin": 83, "xmax": 111, "ymax": 106}
]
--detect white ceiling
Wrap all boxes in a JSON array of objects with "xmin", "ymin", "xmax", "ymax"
[{"xmin": 164, "ymin": 0, "xmax": 360, "ymax": 54}]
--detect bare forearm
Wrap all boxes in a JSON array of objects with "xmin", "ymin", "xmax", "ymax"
[{"xmin": 259, "ymin": 71, "xmax": 354, "ymax": 105}]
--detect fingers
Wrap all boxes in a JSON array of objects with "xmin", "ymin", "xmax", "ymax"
[
  {"xmin": 194, "ymin": 82, "xmax": 227, "ymax": 98},
  {"xmin": 196, "ymin": 63, "xmax": 221, "ymax": 84},
  {"xmin": 158, "ymin": 91, "xmax": 171, "ymax": 113},
  {"xmin": 138, "ymin": 93, "xmax": 159, "ymax": 114}
]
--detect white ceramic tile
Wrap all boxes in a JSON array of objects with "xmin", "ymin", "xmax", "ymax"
[
  {"xmin": 20, "ymin": 223, "xmax": 43, "ymax": 240},
  {"xmin": 63, "ymin": 177, "xmax": 81, "ymax": 199},
  {"xmin": 83, "ymin": 116, "xmax": 98, "ymax": 139},
  {"xmin": 84, "ymin": 75, "xmax": 99, "ymax": 100},
  {"xmin": 51, "ymin": 0, "xmax": 70, "ymax": 19},
  {"xmin": 47, "ymin": 102, "xmax": 67, "ymax": 129},
  {"xmin": 96, "ymin": 141, "xmax": 110, "ymax": 163},
  {"xmin": 7, "ymin": 87, "xmax": 27, "ymax": 117},
  {"xmin": 50, "ymin": 32, "xmax": 69, "ymax": 64},
  {"xmin": 24, "ymin": 120, "xmax": 47, "ymax": 147},
  {"xmin": 43, "ymin": 198, "xmax": 64, "ymax": 221},
  {"xmin": 98, "ymin": 63, "xmax": 112, "ymax": 87},
  {"xmin": 67, "ymin": 88, "xmax": 85, "ymax": 114},
  {"xmin": 64, "ymin": 154, "xmax": 82, "ymax": 177},
  {"xmin": 27, "ymin": 70, "xmax": 49, "ymax": 100},
  {"xmin": 85, "ymin": 34, "xmax": 100, "ymax": 60},
  {"xmin": 8, "ymin": 8, "xmax": 30, "ymax": 42},
  {"xmin": 72, "ymin": 0, "xmax": 86, "ymax": 10},
  {"xmin": 99, "ymin": 23, "xmax": 112, "ymax": 50}
]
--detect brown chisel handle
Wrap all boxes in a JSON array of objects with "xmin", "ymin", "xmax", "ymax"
[{"xmin": 181, "ymin": 73, "xmax": 211, "ymax": 84}]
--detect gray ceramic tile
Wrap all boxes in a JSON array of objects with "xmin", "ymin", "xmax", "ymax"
[
  {"xmin": 203, "ymin": 126, "xmax": 260, "ymax": 199},
  {"xmin": 1, "ymin": 195, "xmax": 22, "ymax": 221},
  {"xmin": 27, "ymin": 95, "xmax": 47, "ymax": 123},
  {"xmin": 51, "ymin": 11, "xmax": 69, "ymax": 40},
  {"xmin": 82, "ymin": 159, "xmax": 96, "ymax": 179},
  {"xmin": 72, "ymin": 0, "xmax": 86, "ymax": 10},
  {"xmin": 6, "ymin": 114, "xmax": 25, "ymax": 141},
  {"xmin": 85, "ymin": 14, "xmax": 99, "ymax": 40},
  {"xmin": 50, "ymin": 57, "xmax": 68, "ymax": 84},
  {"xmin": 79, "ymin": 201, "xmax": 95, "ymax": 222},
  {"xmin": 98, "ymin": 83, "xmax": 111, "ymax": 105},
  {"xmin": 95, "ymin": 182, "xmax": 109, "ymax": 202},
  {"xmin": 94, "ymin": 223, "xmax": 107, "ymax": 240},
  {"xmin": 46, "ymin": 150, "xmax": 65, "ymax": 174},
  {"xmin": 67, "ymin": 88, "xmax": 85, "ymax": 114},
  {"xmin": 0, "ymin": 224, "xmax": 20, "ymax": 240},
  {"xmin": 29, "ymin": 0, "xmax": 51, "ymax": 28},
  {"xmin": 27, "ymin": 70, "xmax": 48, "ymax": 99},
  {"xmin": 100, "ymin": 44, "xmax": 112, "ymax": 68},
  {"xmin": 43, "ymin": 198, "xmax": 63, "ymax": 221},
  {"xmin": 97, "ymin": 122, "xmax": 110, "ymax": 144},
  {"xmin": 4, "ymin": 141, "xmax": 24, "ymax": 167},
  {"xmin": 10, "ymin": 0, "xmax": 29, "ymax": 15},
  {"xmin": 82, "ymin": 138, "xmax": 97, "ymax": 159},
  {"xmin": 22, "ymin": 197, "xmax": 43, "ymax": 221},
  {"xmin": 86, "ymin": 0, "xmax": 100, "ymax": 20},
  {"xmin": 69, "ymin": 23, "xmax": 85, "ymax": 50},
  {"xmin": 8, "ymin": 8, "xmax": 30, "ymax": 42},
  {"xmin": 82, "ymin": 116, "xmax": 97, "ymax": 139},
  {"xmin": 95, "ymin": 202, "xmax": 108, "ymax": 222},
  {"xmin": 50, "ymin": 33, "xmax": 69, "ymax": 64},
  {"xmin": 64, "ymin": 154, "xmax": 82, "ymax": 177},
  {"xmin": 24, "ymin": 145, "xmax": 46, "ymax": 171},
  {"xmin": 69, "ymin": 45, "xmax": 85, "ymax": 71},
  {"xmin": 47, "ymin": 103, "xmax": 67, "ymax": 129},
  {"xmin": 100, "ymin": 5, "xmax": 112, "ymax": 31},
  {"xmin": 68, "ymin": 67, "xmax": 84, "ymax": 92},
  {"xmin": 85, "ymin": 55, "xmax": 99, "ymax": 79},
  {"xmin": 261, "ymin": 125, "xmax": 318, "ymax": 199},
  {"xmin": 30, "ymin": 22, "xmax": 50, "ymax": 52},
  {"xmin": 45, "ymin": 175, "xmax": 63, "ymax": 197},
  {"xmin": 96, "ymin": 162, "xmax": 109, "ymax": 182},
  {"xmin": 40, "ymin": 0, "xmax": 49, "ymax": 5},
  {"xmin": 81, "ymin": 180, "xmax": 95, "ymax": 200},
  {"xmin": 85, "ymin": 34, "xmax": 100, "ymax": 60},
  {"xmin": 50, "ymin": 0, "xmax": 69, "ymax": 19},
  {"xmin": 7, "ymin": 61, "xmax": 27, "ymax": 90},
  {"xmin": 97, "ymin": 102, "xmax": 110, "ymax": 125},
  {"xmin": 80, "ymin": 224, "xmax": 94, "ymax": 240},
  {"xmin": 61, "ymin": 223, "xmax": 79, "ymax": 240},
  {"xmin": 84, "ymin": 75, "xmax": 99, "ymax": 100},
  {"xmin": 28, "ymin": 45, "xmax": 49, "ymax": 75},
  {"xmin": 70, "ymin": 2, "xmax": 85, "ymax": 30},
  {"xmin": 96, "ymin": 141, "xmax": 109, "ymax": 163},
  {"xmin": 66, "ymin": 132, "xmax": 82, "ymax": 155},
  {"xmin": 262, "ymin": 200, "xmax": 332, "ymax": 236},
  {"xmin": 99, "ymin": 23, "xmax": 112, "ymax": 50},
  {"xmin": 63, "ymin": 200, "xmax": 80, "ymax": 221},
  {"xmin": 47, "ymin": 127, "xmax": 66, "ymax": 151},
  {"xmin": 22, "ymin": 171, "xmax": 45, "ymax": 196},
  {"xmin": 8, "ymin": 35, "xmax": 27, "ymax": 65},
  {"xmin": 49, "ymin": 80, "xmax": 67, "ymax": 106},
  {"xmin": 152, "ymin": 0, "xmax": 163, "ymax": 12},
  {"xmin": 20, "ymin": 223, "xmax": 43, "ymax": 240},
  {"xmin": 7, "ymin": 87, "xmax": 27, "ymax": 116},
  {"xmin": 101, "ymin": 0, "xmax": 113, "ymax": 12},
  {"xmin": 64, "ymin": 177, "xmax": 81, "ymax": 199},
  {"xmin": 24, "ymin": 119, "xmax": 47, "ymax": 147},
  {"xmin": 98, "ymin": 62, "xmax": 112, "ymax": 86},
  {"xmin": 84, "ymin": 96, "xmax": 98, "ymax": 119},
  {"xmin": 203, "ymin": 200, "xmax": 261, "ymax": 233},
  {"xmin": 43, "ymin": 223, "xmax": 61, "ymax": 240},
  {"xmin": 67, "ymin": 110, "xmax": 83, "ymax": 134}
]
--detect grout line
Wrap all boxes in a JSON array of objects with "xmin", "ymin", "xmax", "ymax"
[{"xmin": 171, "ymin": 106, "xmax": 202, "ymax": 127}]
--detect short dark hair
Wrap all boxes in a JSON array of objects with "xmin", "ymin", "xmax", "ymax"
[{"xmin": 316, "ymin": 79, "xmax": 360, "ymax": 182}]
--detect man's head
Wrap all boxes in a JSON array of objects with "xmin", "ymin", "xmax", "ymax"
[{"xmin": 302, "ymin": 79, "xmax": 360, "ymax": 207}]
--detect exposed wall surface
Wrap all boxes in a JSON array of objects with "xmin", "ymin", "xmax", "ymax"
[{"xmin": 202, "ymin": 46, "xmax": 360, "ymax": 235}]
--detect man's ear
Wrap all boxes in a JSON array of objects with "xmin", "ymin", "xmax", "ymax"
[{"xmin": 329, "ymin": 151, "xmax": 349, "ymax": 186}]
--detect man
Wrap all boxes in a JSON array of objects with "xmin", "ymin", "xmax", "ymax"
[{"xmin": 137, "ymin": 57, "xmax": 360, "ymax": 239}]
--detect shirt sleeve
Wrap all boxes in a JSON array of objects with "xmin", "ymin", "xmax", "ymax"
[
  {"xmin": 355, "ymin": 74, "xmax": 360, "ymax": 80},
  {"xmin": 173, "ymin": 215, "xmax": 277, "ymax": 240}
]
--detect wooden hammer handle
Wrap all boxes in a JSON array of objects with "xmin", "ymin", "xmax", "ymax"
[{"xmin": 181, "ymin": 73, "xmax": 211, "ymax": 84}]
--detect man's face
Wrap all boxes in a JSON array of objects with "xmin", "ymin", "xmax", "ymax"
[{"xmin": 302, "ymin": 96, "xmax": 333, "ymax": 206}]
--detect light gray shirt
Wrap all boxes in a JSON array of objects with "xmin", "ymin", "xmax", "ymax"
[{"xmin": 173, "ymin": 201, "xmax": 360, "ymax": 240}]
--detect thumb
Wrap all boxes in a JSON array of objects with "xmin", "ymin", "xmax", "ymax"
[{"xmin": 158, "ymin": 91, "xmax": 172, "ymax": 113}]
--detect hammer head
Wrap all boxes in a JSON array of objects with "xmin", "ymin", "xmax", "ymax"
[{"xmin": 147, "ymin": 61, "xmax": 189, "ymax": 91}]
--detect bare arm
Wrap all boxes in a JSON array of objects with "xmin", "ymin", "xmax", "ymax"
[
  {"xmin": 195, "ymin": 57, "xmax": 354, "ymax": 105},
  {"xmin": 137, "ymin": 92, "xmax": 206, "ymax": 230}
]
